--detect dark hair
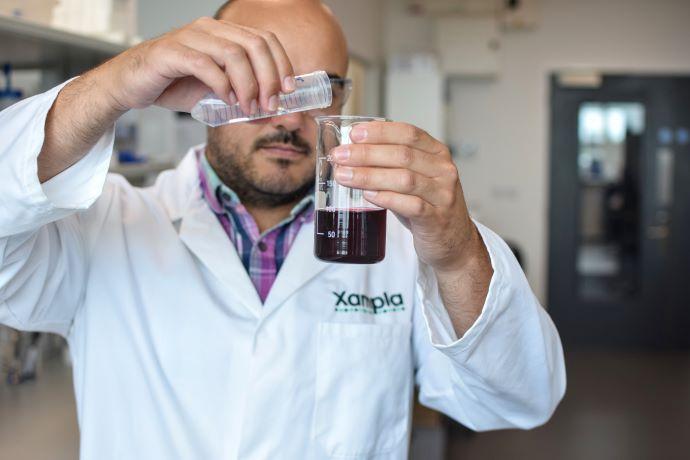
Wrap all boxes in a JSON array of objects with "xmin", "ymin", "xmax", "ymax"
[{"xmin": 213, "ymin": 1, "xmax": 233, "ymax": 19}]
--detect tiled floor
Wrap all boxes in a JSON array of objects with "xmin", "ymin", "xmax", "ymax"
[
  {"xmin": 446, "ymin": 351, "xmax": 690, "ymax": 460},
  {"xmin": 0, "ymin": 361, "xmax": 78, "ymax": 460},
  {"xmin": 1, "ymin": 352, "xmax": 689, "ymax": 459}
]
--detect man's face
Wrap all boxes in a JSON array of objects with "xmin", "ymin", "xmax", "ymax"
[{"xmin": 206, "ymin": 2, "xmax": 349, "ymax": 208}]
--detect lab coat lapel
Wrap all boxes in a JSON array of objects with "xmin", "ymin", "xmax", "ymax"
[
  {"xmin": 178, "ymin": 199, "xmax": 263, "ymax": 314},
  {"xmin": 170, "ymin": 149, "xmax": 263, "ymax": 314},
  {"xmin": 262, "ymin": 220, "xmax": 329, "ymax": 311}
]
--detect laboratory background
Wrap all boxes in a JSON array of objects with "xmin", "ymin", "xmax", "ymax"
[{"xmin": 1, "ymin": 0, "xmax": 689, "ymax": 459}]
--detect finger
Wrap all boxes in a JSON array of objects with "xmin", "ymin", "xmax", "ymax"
[
  {"xmin": 349, "ymin": 122, "xmax": 445, "ymax": 154},
  {"xmin": 209, "ymin": 21, "xmax": 282, "ymax": 112},
  {"xmin": 362, "ymin": 190, "xmax": 431, "ymax": 220},
  {"xmin": 174, "ymin": 30, "xmax": 253, "ymax": 108},
  {"xmin": 185, "ymin": 17, "xmax": 259, "ymax": 112},
  {"xmin": 249, "ymin": 28, "xmax": 295, "ymax": 93},
  {"xmin": 163, "ymin": 43, "xmax": 231, "ymax": 107},
  {"xmin": 330, "ymin": 143, "xmax": 445, "ymax": 178},
  {"xmin": 334, "ymin": 166, "xmax": 447, "ymax": 205}
]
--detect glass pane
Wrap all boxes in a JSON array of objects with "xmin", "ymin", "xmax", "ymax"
[{"xmin": 576, "ymin": 102, "xmax": 644, "ymax": 299}]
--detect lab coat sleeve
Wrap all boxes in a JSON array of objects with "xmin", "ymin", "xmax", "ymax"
[
  {"xmin": 412, "ymin": 220, "xmax": 566, "ymax": 431},
  {"xmin": 0, "ymin": 81, "xmax": 115, "ymax": 336}
]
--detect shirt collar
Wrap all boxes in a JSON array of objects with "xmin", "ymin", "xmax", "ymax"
[{"xmin": 196, "ymin": 146, "xmax": 314, "ymax": 219}]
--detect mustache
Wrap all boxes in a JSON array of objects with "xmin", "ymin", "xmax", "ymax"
[{"xmin": 252, "ymin": 130, "xmax": 311, "ymax": 155}]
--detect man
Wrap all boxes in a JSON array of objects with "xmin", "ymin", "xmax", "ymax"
[{"xmin": 0, "ymin": 0, "xmax": 565, "ymax": 458}]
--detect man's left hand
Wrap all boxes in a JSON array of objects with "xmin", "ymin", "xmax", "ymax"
[{"xmin": 331, "ymin": 121, "xmax": 493, "ymax": 335}]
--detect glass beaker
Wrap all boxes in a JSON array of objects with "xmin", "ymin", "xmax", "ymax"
[{"xmin": 314, "ymin": 116, "xmax": 388, "ymax": 264}]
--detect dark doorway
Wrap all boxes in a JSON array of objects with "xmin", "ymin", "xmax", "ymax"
[{"xmin": 548, "ymin": 74, "xmax": 690, "ymax": 349}]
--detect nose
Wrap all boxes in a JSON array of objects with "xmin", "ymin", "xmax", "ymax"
[{"xmin": 269, "ymin": 111, "xmax": 305, "ymax": 131}]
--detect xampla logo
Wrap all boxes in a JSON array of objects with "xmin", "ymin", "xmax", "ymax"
[{"xmin": 333, "ymin": 290, "xmax": 405, "ymax": 314}]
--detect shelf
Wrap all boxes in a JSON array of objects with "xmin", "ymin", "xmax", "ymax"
[{"xmin": 0, "ymin": 14, "xmax": 128, "ymax": 68}]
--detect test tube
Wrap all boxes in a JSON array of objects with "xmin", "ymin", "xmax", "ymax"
[{"xmin": 191, "ymin": 70, "xmax": 332, "ymax": 127}]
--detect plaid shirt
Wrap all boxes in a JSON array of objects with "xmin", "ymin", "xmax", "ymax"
[{"xmin": 197, "ymin": 148, "xmax": 314, "ymax": 303}]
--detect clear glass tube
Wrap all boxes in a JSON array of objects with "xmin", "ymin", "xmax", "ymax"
[{"xmin": 191, "ymin": 70, "xmax": 332, "ymax": 127}]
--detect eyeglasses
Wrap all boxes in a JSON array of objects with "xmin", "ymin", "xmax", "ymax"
[{"xmin": 305, "ymin": 77, "xmax": 353, "ymax": 119}]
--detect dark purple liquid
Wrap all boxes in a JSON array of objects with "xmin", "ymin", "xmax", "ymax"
[{"xmin": 314, "ymin": 208, "xmax": 387, "ymax": 264}]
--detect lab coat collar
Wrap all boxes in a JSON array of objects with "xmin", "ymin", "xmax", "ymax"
[{"xmin": 165, "ymin": 146, "xmax": 329, "ymax": 315}]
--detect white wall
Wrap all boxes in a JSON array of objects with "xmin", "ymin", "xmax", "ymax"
[
  {"xmin": 423, "ymin": 0, "xmax": 690, "ymax": 302},
  {"xmin": 138, "ymin": 0, "xmax": 382, "ymax": 61},
  {"xmin": 451, "ymin": 0, "xmax": 690, "ymax": 302},
  {"xmin": 323, "ymin": 0, "xmax": 384, "ymax": 116},
  {"xmin": 138, "ymin": 0, "xmax": 219, "ymax": 38},
  {"xmin": 382, "ymin": 0, "xmax": 435, "ymax": 55},
  {"xmin": 323, "ymin": 0, "xmax": 382, "ymax": 62}
]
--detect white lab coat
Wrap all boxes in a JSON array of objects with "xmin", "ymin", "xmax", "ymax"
[{"xmin": 0, "ymin": 82, "xmax": 566, "ymax": 460}]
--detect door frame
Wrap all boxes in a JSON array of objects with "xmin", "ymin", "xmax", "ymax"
[{"xmin": 547, "ymin": 74, "xmax": 690, "ymax": 349}]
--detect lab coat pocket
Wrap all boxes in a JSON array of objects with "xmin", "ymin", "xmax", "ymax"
[{"xmin": 313, "ymin": 322, "xmax": 412, "ymax": 458}]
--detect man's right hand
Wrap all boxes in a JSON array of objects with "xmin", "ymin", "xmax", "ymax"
[
  {"xmin": 37, "ymin": 17, "xmax": 295, "ymax": 182},
  {"xmin": 101, "ymin": 17, "xmax": 296, "ymax": 114}
]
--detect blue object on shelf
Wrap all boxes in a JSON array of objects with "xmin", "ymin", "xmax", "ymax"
[
  {"xmin": 0, "ymin": 63, "xmax": 23, "ymax": 110},
  {"xmin": 117, "ymin": 151, "xmax": 146, "ymax": 164}
]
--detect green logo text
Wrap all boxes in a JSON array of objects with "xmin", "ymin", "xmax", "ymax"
[{"xmin": 333, "ymin": 290, "xmax": 405, "ymax": 314}]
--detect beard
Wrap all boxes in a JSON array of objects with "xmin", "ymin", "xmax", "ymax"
[{"xmin": 206, "ymin": 128, "xmax": 315, "ymax": 208}]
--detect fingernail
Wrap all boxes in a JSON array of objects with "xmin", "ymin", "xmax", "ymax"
[
  {"xmin": 335, "ymin": 167, "xmax": 353, "ymax": 181},
  {"xmin": 268, "ymin": 95, "xmax": 279, "ymax": 112},
  {"xmin": 350, "ymin": 126, "xmax": 367, "ymax": 142},
  {"xmin": 228, "ymin": 91, "xmax": 238, "ymax": 105},
  {"xmin": 332, "ymin": 146, "xmax": 350, "ymax": 161},
  {"xmin": 283, "ymin": 76, "xmax": 296, "ymax": 92},
  {"xmin": 363, "ymin": 190, "xmax": 378, "ymax": 199},
  {"xmin": 250, "ymin": 99, "xmax": 258, "ymax": 115}
]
